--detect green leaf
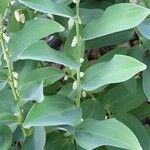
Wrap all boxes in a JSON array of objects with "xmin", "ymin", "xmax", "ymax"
[
  {"xmin": 0, "ymin": 88, "xmax": 14, "ymax": 114},
  {"xmin": 123, "ymin": 77, "xmax": 137, "ymax": 93},
  {"xmin": 19, "ymin": 0, "xmax": 74, "ymax": 18},
  {"xmin": 45, "ymin": 132, "xmax": 76, "ymax": 150},
  {"xmin": 137, "ymin": 19, "xmax": 150, "ymax": 39},
  {"xmin": 143, "ymin": 55, "xmax": 150, "ymax": 100},
  {"xmin": 58, "ymin": 83, "xmax": 77, "ymax": 100},
  {"xmin": 81, "ymin": 99, "xmax": 105, "ymax": 120},
  {"xmin": 22, "ymin": 127, "xmax": 46, "ymax": 150},
  {"xmin": 115, "ymin": 113, "xmax": 150, "ymax": 150},
  {"xmin": 0, "ymin": 0, "xmax": 8, "ymax": 14},
  {"xmin": 80, "ymin": 8, "xmax": 103, "ymax": 25},
  {"xmin": 20, "ymin": 81, "xmax": 44, "ymax": 103},
  {"xmin": 23, "ymin": 95, "xmax": 82, "ymax": 128},
  {"xmin": 64, "ymin": 26, "xmax": 85, "ymax": 60},
  {"xmin": 9, "ymin": 18, "xmax": 64, "ymax": 61},
  {"xmin": 82, "ymin": 3, "xmax": 150, "ymax": 40},
  {"xmin": 96, "ymin": 47, "xmax": 129, "ymax": 63},
  {"xmin": 103, "ymin": 80, "xmax": 146, "ymax": 113},
  {"xmin": 0, "ymin": 125, "xmax": 12, "ymax": 150},
  {"xmin": 0, "ymin": 113, "xmax": 16, "ymax": 125},
  {"xmin": 81, "ymin": 55, "xmax": 146, "ymax": 91},
  {"xmin": 131, "ymin": 103, "xmax": 150, "ymax": 120},
  {"xmin": 74, "ymin": 118, "xmax": 142, "ymax": 150},
  {"xmin": 85, "ymin": 30, "xmax": 133, "ymax": 49},
  {"xmin": 18, "ymin": 40, "xmax": 80, "ymax": 70},
  {"xmin": 19, "ymin": 66, "xmax": 65, "ymax": 89}
]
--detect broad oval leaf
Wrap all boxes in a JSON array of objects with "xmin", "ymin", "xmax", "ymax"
[
  {"xmin": 19, "ymin": 66, "xmax": 65, "ymax": 89},
  {"xmin": 45, "ymin": 132, "xmax": 76, "ymax": 150},
  {"xmin": 0, "ymin": 88, "xmax": 14, "ymax": 114},
  {"xmin": 74, "ymin": 118, "xmax": 142, "ymax": 150},
  {"xmin": 23, "ymin": 95, "xmax": 82, "ymax": 128},
  {"xmin": 18, "ymin": 40, "xmax": 80, "ymax": 70},
  {"xmin": 131, "ymin": 102, "xmax": 150, "ymax": 120},
  {"xmin": 81, "ymin": 55, "xmax": 146, "ymax": 91},
  {"xmin": 85, "ymin": 30, "xmax": 134, "ymax": 50},
  {"xmin": 20, "ymin": 81, "xmax": 44, "ymax": 103},
  {"xmin": 143, "ymin": 55, "xmax": 150, "ymax": 101},
  {"xmin": 80, "ymin": 8, "xmax": 103, "ymax": 25},
  {"xmin": 81, "ymin": 99, "xmax": 105, "ymax": 120},
  {"xmin": 115, "ymin": 113, "xmax": 150, "ymax": 150},
  {"xmin": 9, "ymin": 18, "xmax": 65, "ymax": 61},
  {"xmin": 19, "ymin": 0, "xmax": 74, "ymax": 18},
  {"xmin": 22, "ymin": 127, "xmax": 46, "ymax": 150},
  {"xmin": 103, "ymin": 80, "xmax": 146, "ymax": 113},
  {"xmin": 0, "ymin": 125, "xmax": 12, "ymax": 150},
  {"xmin": 138, "ymin": 19, "xmax": 150, "ymax": 39},
  {"xmin": 82, "ymin": 3, "xmax": 150, "ymax": 40}
]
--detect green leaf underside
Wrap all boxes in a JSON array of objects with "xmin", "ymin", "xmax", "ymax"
[
  {"xmin": 0, "ymin": 125, "xmax": 12, "ymax": 150},
  {"xmin": 103, "ymin": 81, "xmax": 146, "ymax": 113},
  {"xmin": 18, "ymin": 41, "xmax": 80, "ymax": 70},
  {"xmin": 23, "ymin": 95, "xmax": 82, "ymax": 128},
  {"xmin": 82, "ymin": 3, "xmax": 150, "ymax": 40},
  {"xmin": 74, "ymin": 118, "xmax": 142, "ymax": 150},
  {"xmin": 9, "ymin": 18, "xmax": 64, "ymax": 61},
  {"xmin": 19, "ymin": 0, "xmax": 74, "ymax": 18},
  {"xmin": 19, "ymin": 66, "xmax": 65, "ymax": 89},
  {"xmin": 116, "ymin": 113, "xmax": 150, "ymax": 149},
  {"xmin": 81, "ymin": 55, "xmax": 146, "ymax": 91},
  {"xmin": 22, "ymin": 127, "xmax": 46, "ymax": 150}
]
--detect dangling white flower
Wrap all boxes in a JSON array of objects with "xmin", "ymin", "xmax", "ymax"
[
  {"xmin": 80, "ymin": 72, "xmax": 84, "ymax": 78},
  {"xmin": 20, "ymin": 14, "xmax": 25, "ymax": 23},
  {"xmin": 14, "ymin": 10, "xmax": 25, "ymax": 23},
  {"xmin": 68, "ymin": 18, "xmax": 74, "ymax": 30},
  {"xmin": 13, "ymin": 72, "xmax": 18, "ymax": 79},
  {"xmin": 14, "ymin": 79, "xmax": 18, "ymax": 88},
  {"xmin": 64, "ymin": 75, "xmax": 69, "ymax": 81},
  {"xmin": 72, "ymin": 80, "xmax": 78, "ymax": 90},
  {"xmin": 73, "ymin": 0, "xmax": 80, "ymax": 4},
  {"xmin": 82, "ymin": 91, "xmax": 87, "ymax": 98},
  {"xmin": 80, "ymin": 58, "xmax": 84, "ymax": 63},
  {"xmin": 14, "ymin": 10, "xmax": 20, "ymax": 22},
  {"xmin": 71, "ymin": 36, "xmax": 78, "ymax": 47}
]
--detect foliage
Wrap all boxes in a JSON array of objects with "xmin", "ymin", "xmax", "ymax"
[{"xmin": 0, "ymin": 0, "xmax": 150, "ymax": 149}]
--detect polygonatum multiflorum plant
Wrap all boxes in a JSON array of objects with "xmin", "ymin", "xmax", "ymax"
[{"xmin": 0, "ymin": 0, "xmax": 150, "ymax": 149}]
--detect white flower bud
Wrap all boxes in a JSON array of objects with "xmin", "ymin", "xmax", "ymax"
[
  {"xmin": 68, "ymin": 18, "xmax": 74, "ymax": 30},
  {"xmin": 80, "ymin": 58, "xmax": 84, "ymax": 63},
  {"xmin": 14, "ymin": 79, "xmax": 18, "ymax": 88},
  {"xmin": 72, "ymin": 80, "xmax": 78, "ymax": 90},
  {"xmin": 20, "ymin": 14, "xmax": 25, "ymax": 23},
  {"xmin": 14, "ymin": 10, "xmax": 25, "ymax": 23},
  {"xmin": 82, "ymin": 91, "xmax": 87, "ymax": 98},
  {"xmin": 14, "ymin": 10, "xmax": 20, "ymax": 22},
  {"xmin": 73, "ymin": 0, "xmax": 79, "ymax": 4},
  {"xmin": 80, "ymin": 72, "xmax": 84, "ymax": 78},
  {"xmin": 13, "ymin": 72, "xmax": 18, "ymax": 79},
  {"xmin": 64, "ymin": 75, "xmax": 69, "ymax": 81},
  {"xmin": 69, "ymin": 66, "xmax": 72, "ymax": 70},
  {"xmin": 3, "ymin": 53, "xmax": 7, "ymax": 61},
  {"xmin": 71, "ymin": 36, "xmax": 78, "ymax": 47},
  {"xmin": 81, "ymin": 118, "xmax": 84, "ymax": 122}
]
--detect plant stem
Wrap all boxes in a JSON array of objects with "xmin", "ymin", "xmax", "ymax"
[
  {"xmin": 0, "ymin": 14, "xmax": 28, "ymax": 138},
  {"xmin": 75, "ymin": 0, "xmax": 82, "ymax": 107}
]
